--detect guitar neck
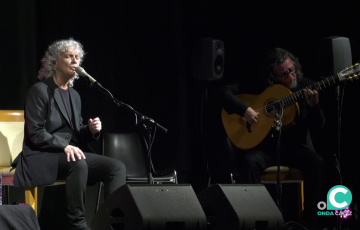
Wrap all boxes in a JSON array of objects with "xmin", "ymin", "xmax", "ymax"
[
  {"xmin": 279, "ymin": 74, "xmax": 343, "ymax": 108},
  {"xmin": 281, "ymin": 63, "xmax": 360, "ymax": 108}
]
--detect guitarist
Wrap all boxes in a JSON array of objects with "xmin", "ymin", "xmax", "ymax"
[{"xmin": 219, "ymin": 48, "xmax": 325, "ymax": 229}]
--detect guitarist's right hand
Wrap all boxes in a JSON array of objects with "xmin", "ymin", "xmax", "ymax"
[{"xmin": 244, "ymin": 107, "xmax": 259, "ymax": 124}]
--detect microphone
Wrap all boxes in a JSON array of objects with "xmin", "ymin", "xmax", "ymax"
[{"xmin": 75, "ymin": 66, "xmax": 97, "ymax": 83}]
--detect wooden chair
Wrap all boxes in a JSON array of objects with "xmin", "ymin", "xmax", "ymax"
[
  {"xmin": 261, "ymin": 166, "xmax": 304, "ymax": 219},
  {"xmin": 206, "ymin": 136, "xmax": 304, "ymax": 219},
  {"xmin": 0, "ymin": 110, "xmax": 65, "ymax": 215}
]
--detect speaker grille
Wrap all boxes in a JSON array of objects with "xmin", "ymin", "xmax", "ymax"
[
  {"xmin": 197, "ymin": 184, "xmax": 284, "ymax": 230},
  {"xmin": 192, "ymin": 38, "xmax": 225, "ymax": 81},
  {"xmin": 92, "ymin": 184, "xmax": 207, "ymax": 230}
]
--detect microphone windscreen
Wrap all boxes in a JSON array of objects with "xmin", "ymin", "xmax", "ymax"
[{"xmin": 75, "ymin": 66, "xmax": 87, "ymax": 76}]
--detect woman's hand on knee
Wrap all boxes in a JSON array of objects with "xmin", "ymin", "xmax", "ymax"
[{"xmin": 64, "ymin": 145, "xmax": 86, "ymax": 162}]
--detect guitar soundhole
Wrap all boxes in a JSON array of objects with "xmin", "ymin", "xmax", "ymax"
[{"xmin": 264, "ymin": 98, "xmax": 280, "ymax": 118}]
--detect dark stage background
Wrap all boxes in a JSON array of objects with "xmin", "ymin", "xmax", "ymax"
[{"xmin": 1, "ymin": 0, "xmax": 360, "ymax": 228}]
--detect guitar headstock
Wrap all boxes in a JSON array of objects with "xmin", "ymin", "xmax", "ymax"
[{"xmin": 338, "ymin": 63, "xmax": 360, "ymax": 81}]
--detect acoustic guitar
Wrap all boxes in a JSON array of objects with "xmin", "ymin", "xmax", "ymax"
[{"xmin": 222, "ymin": 63, "xmax": 360, "ymax": 150}]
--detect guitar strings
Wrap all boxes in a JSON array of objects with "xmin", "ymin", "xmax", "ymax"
[
  {"xmin": 253, "ymin": 85, "xmax": 318, "ymax": 114},
  {"xmin": 254, "ymin": 89, "xmax": 306, "ymax": 113}
]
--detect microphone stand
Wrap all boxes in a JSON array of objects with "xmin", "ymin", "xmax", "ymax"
[
  {"xmin": 272, "ymin": 103, "xmax": 283, "ymax": 213},
  {"xmin": 88, "ymin": 81, "xmax": 168, "ymax": 185},
  {"xmin": 335, "ymin": 85, "xmax": 342, "ymax": 184},
  {"xmin": 335, "ymin": 84, "xmax": 344, "ymax": 230}
]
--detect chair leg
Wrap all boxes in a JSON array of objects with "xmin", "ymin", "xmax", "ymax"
[
  {"xmin": 7, "ymin": 186, "xmax": 11, "ymax": 204},
  {"xmin": 95, "ymin": 182, "xmax": 102, "ymax": 213},
  {"xmin": 297, "ymin": 181, "xmax": 304, "ymax": 220},
  {"xmin": 2, "ymin": 185, "xmax": 10, "ymax": 204},
  {"xmin": 25, "ymin": 187, "xmax": 38, "ymax": 215},
  {"xmin": 230, "ymin": 173, "xmax": 235, "ymax": 184},
  {"xmin": 174, "ymin": 170, "xmax": 178, "ymax": 184}
]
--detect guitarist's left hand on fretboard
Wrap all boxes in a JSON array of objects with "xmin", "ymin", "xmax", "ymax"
[{"xmin": 303, "ymin": 89, "xmax": 319, "ymax": 107}]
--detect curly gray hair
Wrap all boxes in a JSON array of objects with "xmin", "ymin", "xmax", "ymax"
[{"xmin": 38, "ymin": 38, "xmax": 85, "ymax": 87}]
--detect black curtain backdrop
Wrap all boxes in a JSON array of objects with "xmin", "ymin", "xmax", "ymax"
[
  {"xmin": 1, "ymin": 0, "xmax": 360, "ymax": 226},
  {"xmin": 0, "ymin": 1, "xmax": 37, "ymax": 109}
]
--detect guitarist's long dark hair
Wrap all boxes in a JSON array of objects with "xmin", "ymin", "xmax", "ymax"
[{"xmin": 263, "ymin": 48, "xmax": 303, "ymax": 87}]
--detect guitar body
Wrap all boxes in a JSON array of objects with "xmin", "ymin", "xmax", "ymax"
[{"xmin": 221, "ymin": 84, "xmax": 299, "ymax": 150}]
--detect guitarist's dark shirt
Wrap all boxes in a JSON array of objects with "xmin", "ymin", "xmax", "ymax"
[{"xmin": 219, "ymin": 77, "xmax": 325, "ymax": 154}]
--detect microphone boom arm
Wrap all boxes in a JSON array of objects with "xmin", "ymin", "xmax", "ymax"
[
  {"xmin": 89, "ymin": 80, "xmax": 168, "ymax": 133},
  {"xmin": 78, "ymin": 67, "xmax": 168, "ymax": 185}
]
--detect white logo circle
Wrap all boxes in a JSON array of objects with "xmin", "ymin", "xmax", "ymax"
[{"xmin": 317, "ymin": 201, "xmax": 326, "ymax": 210}]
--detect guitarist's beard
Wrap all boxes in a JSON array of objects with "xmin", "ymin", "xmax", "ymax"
[{"xmin": 287, "ymin": 78, "xmax": 297, "ymax": 89}]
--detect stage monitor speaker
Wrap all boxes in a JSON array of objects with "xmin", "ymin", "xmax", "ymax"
[
  {"xmin": 0, "ymin": 204, "xmax": 40, "ymax": 230},
  {"xmin": 197, "ymin": 184, "xmax": 284, "ymax": 230},
  {"xmin": 318, "ymin": 36, "xmax": 352, "ymax": 77},
  {"xmin": 192, "ymin": 38, "xmax": 224, "ymax": 81},
  {"xmin": 91, "ymin": 184, "xmax": 207, "ymax": 230}
]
